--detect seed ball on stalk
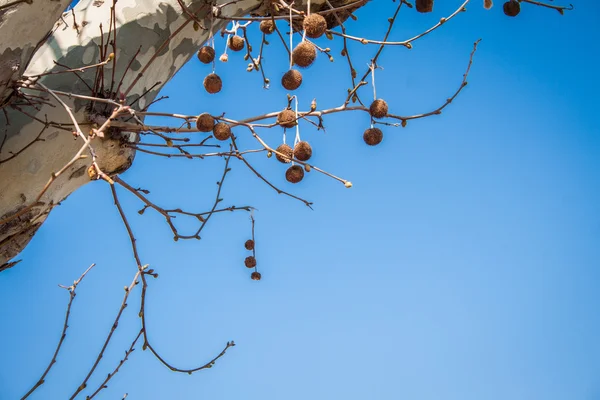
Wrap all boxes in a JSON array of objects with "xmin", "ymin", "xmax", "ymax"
[
  {"xmin": 369, "ymin": 99, "xmax": 388, "ymax": 119},
  {"xmin": 363, "ymin": 127, "xmax": 383, "ymax": 146},
  {"xmin": 416, "ymin": 0, "xmax": 434, "ymax": 13},
  {"xmin": 245, "ymin": 256, "xmax": 257, "ymax": 268},
  {"xmin": 275, "ymin": 144, "xmax": 293, "ymax": 163},
  {"xmin": 281, "ymin": 69, "xmax": 303, "ymax": 91},
  {"xmin": 203, "ymin": 73, "xmax": 222, "ymax": 94},
  {"xmin": 197, "ymin": 46, "xmax": 215, "ymax": 64},
  {"xmin": 196, "ymin": 113, "xmax": 215, "ymax": 132},
  {"xmin": 503, "ymin": 0, "xmax": 520, "ymax": 16},
  {"xmin": 293, "ymin": 141, "xmax": 312, "ymax": 161},
  {"xmin": 245, "ymin": 239, "xmax": 255, "ymax": 250},
  {"xmin": 213, "ymin": 122, "xmax": 231, "ymax": 141},
  {"xmin": 228, "ymin": 35, "xmax": 245, "ymax": 51},
  {"xmin": 286, "ymin": 165, "xmax": 305, "ymax": 183},
  {"xmin": 260, "ymin": 20, "xmax": 275, "ymax": 34},
  {"xmin": 303, "ymin": 13, "xmax": 327, "ymax": 39},
  {"xmin": 292, "ymin": 41, "xmax": 317, "ymax": 68},
  {"xmin": 251, "ymin": 271, "xmax": 262, "ymax": 281},
  {"xmin": 277, "ymin": 109, "xmax": 297, "ymax": 128}
]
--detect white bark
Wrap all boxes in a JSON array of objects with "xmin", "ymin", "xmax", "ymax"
[
  {"xmin": 0, "ymin": 0, "xmax": 72, "ymax": 104},
  {"xmin": 0, "ymin": 0, "xmax": 361, "ymax": 269}
]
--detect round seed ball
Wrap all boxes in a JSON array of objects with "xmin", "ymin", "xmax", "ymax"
[
  {"xmin": 293, "ymin": 141, "xmax": 312, "ymax": 161},
  {"xmin": 369, "ymin": 99, "xmax": 388, "ymax": 119},
  {"xmin": 203, "ymin": 73, "xmax": 222, "ymax": 94},
  {"xmin": 251, "ymin": 271, "xmax": 262, "ymax": 281},
  {"xmin": 303, "ymin": 13, "xmax": 327, "ymax": 39},
  {"xmin": 259, "ymin": 20, "xmax": 275, "ymax": 34},
  {"xmin": 245, "ymin": 256, "xmax": 257, "ymax": 268},
  {"xmin": 286, "ymin": 165, "xmax": 305, "ymax": 183},
  {"xmin": 292, "ymin": 41, "xmax": 317, "ymax": 68},
  {"xmin": 277, "ymin": 109, "xmax": 297, "ymax": 128},
  {"xmin": 503, "ymin": 0, "xmax": 520, "ymax": 16},
  {"xmin": 363, "ymin": 127, "xmax": 383, "ymax": 146},
  {"xmin": 213, "ymin": 122, "xmax": 231, "ymax": 141},
  {"xmin": 196, "ymin": 113, "xmax": 215, "ymax": 132},
  {"xmin": 245, "ymin": 239, "xmax": 255, "ymax": 250},
  {"xmin": 275, "ymin": 144, "xmax": 293, "ymax": 163},
  {"xmin": 416, "ymin": 0, "xmax": 434, "ymax": 13},
  {"xmin": 228, "ymin": 35, "xmax": 245, "ymax": 52},
  {"xmin": 282, "ymin": 69, "xmax": 303, "ymax": 91},
  {"xmin": 197, "ymin": 46, "xmax": 215, "ymax": 64}
]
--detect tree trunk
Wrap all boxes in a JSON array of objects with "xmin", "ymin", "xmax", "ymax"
[{"xmin": 0, "ymin": 0, "xmax": 361, "ymax": 270}]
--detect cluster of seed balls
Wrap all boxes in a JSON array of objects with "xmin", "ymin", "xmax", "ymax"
[
  {"xmin": 418, "ymin": 0, "xmax": 521, "ymax": 16},
  {"xmin": 243, "ymin": 239, "xmax": 261, "ymax": 281},
  {"xmin": 195, "ymin": 112, "xmax": 232, "ymax": 141},
  {"xmin": 196, "ymin": 13, "xmax": 389, "ymax": 180},
  {"xmin": 196, "ymin": 13, "xmax": 328, "ymax": 94}
]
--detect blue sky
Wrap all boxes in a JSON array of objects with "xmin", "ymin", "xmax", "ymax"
[{"xmin": 1, "ymin": 1, "xmax": 599, "ymax": 399}]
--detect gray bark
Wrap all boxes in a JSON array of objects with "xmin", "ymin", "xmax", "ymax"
[{"xmin": 0, "ymin": 0, "xmax": 360, "ymax": 270}]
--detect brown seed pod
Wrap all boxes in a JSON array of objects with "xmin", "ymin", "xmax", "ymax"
[
  {"xmin": 228, "ymin": 35, "xmax": 245, "ymax": 52},
  {"xmin": 363, "ymin": 127, "xmax": 383, "ymax": 146},
  {"xmin": 203, "ymin": 73, "xmax": 222, "ymax": 94},
  {"xmin": 213, "ymin": 122, "xmax": 231, "ymax": 141},
  {"xmin": 281, "ymin": 69, "xmax": 303, "ymax": 91},
  {"xmin": 286, "ymin": 165, "xmax": 305, "ymax": 183},
  {"xmin": 251, "ymin": 271, "xmax": 262, "ymax": 281},
  {"xmin": 293, "ymin": 141, "xmax": 312, "ymax": 161},
  {"xmin": 503, "ymin": 0, "xmax": 520, "ymax": 16},
  {"xmin": 369, "ymin": 99, "xmax": 388, "ymax": 119},
  {"xmin": 416, "ymin": 0, "xmax": 434, "ymax": 13},
  {"xmin": 275, "ymin": 144, "xmax": 293, "ymax": 163},
  {"xmin": 303, "ymin": 14, "xmax": 327, "ymax": 39},
  {"xmin": 292, "ymin": 41, "xmax": 317, "ymax": 68},
  {"xmin": 245, "ymin": 256, "xmax": 257, "ymax": 268},
  {"xmin": 259, "ymin": 20, "xmax": 275, "ymax": 34},
  {"xmin": 196, "ymin": 113, "xmax": 215, "ymax": 132},
  {"xmin": 245, "ymin": 239, "xmax": 255, "ymax": 250},
  {"xmin": 277, "ymin": 109, "xmax": 297, "ymax": 128},
  {"xmin": 197, "ymin": 46, "xmax": 215, "ymax": 64}
]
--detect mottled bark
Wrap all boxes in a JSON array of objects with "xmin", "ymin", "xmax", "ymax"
[
  {"xmin": 0, "ymin": 0, "xmax": 72, "ymax": 105},
  {"xmin": 0, "ymin": 0, "xmax": 362, "ymax": 269}
]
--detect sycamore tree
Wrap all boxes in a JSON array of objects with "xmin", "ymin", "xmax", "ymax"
[{"xmin": 0, "ymin": 0, "xmax": 574, "ymax": 398}]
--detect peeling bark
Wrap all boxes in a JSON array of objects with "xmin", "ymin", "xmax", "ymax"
[
  {"xmin": 0, "ymin": 0, "xmax": 72, "ymax": 104},
  {"xmin": 0, "ymin": 0, "xmax": 363, "ymax": 269}
]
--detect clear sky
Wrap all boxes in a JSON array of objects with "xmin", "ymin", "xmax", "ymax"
[{"xmin": 1, "ymin": 1, "xmax": 599, "ymax": 399}]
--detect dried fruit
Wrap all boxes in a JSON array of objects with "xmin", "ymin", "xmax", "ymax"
[
  {"xmin": 275, "ymin": 144, "xmax": 293, "ymax": 163},
  {"xmin": 369, "ymin": 99, "xmax": 388, "ymax": 119},
  {"xmin": 484, "ymin": 0, "xmax": 493, "ymax": 9},
  {"xmin": 245, "ymin": 256, "xmax": 257, "ymax": 268},
  {"xmin": 416, "ymin": 0, "xmax": 434, "ymax": 13},
  {"xmin": 228, "ymin": 35, "xmax": 245, "ymax": 52},
  {"xmin": 245, "ymin": 239, "xmax": 255, "ymax": 250},
  {"xmin": 303, "ymin": 14, "xmax": 327, "ymax": 39},
  {"xmin": 204, "ymin": 73, "xmax": 222, "ymax": 94},
  {"xmin": 197, "ymin": 46, "xmax": 215, "ymax": 64},
  {"xmin": 213, "ymin": 122, "xmax": 231, "ymax": 141},
  {"xmin": 286, "ymin": 165, "xmax": 305, "ymax": 183},
  {"xmin": 503, "ymin": 0, "xmax": 520, "ymax": 16},
  {"xmin": 196, "ymin": 113, "xmax": 215, "ymax": 132},
  {"xmin": 281, "ymin": 69, "xmax": 303, "ymax": 91},
  {"xmin": 293, "ymin": 141, "xmax": 312, "ymax": 161},
  {"xmin": 259, "ymin": 20, "xmax": 275, "ymax": 34},
  {"xmin": 251, "ymin": 271, "xmax": 262, "ymax": 281},
  {"xmin": 277, "ymin": 109, "xmax": 297, "ymax": 128},
  {"xmin": 292, "ymin": 41, "xmax": 317, "ymax": 68},
  {"xmin": 363, "ymin": 127, "xmax": 383, "ymax": 146}
]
